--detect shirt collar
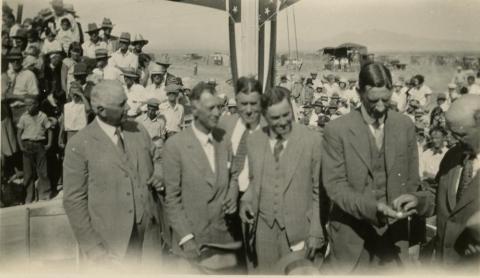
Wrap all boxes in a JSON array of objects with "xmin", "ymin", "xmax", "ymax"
[
  {"xmin": 192, "ymin": 122, "xmax": 213, "ymax": 146},
  {"xmin": 96, "ymin": 117, "xmax": 118, "ymax": 138},
  {"xmin": 360, "ymin": 105, "xmax": 385, "ymax": 126},
  {"xmin": 143, "ymin": 113, "xmax": 158, "ymax": 122}
]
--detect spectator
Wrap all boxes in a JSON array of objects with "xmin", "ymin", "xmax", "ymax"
[
  {"xmin": 16, "ymin": 95, "xmax": 52, "ymax": 203},
  {"xmin": 131, "ymin": 33, "xmax": 148, "ymax": 56},
  {"xmin": 82, "ymin": 23, "xmax": 107, "ymax": 59},
  {"xmin": 466, "ymin": 74, "xmax": 480, "ymax": 95},
  {"xmin": 122, "ymin": 68, "xmax": 147, "ymax": 117},
  {"xmin": 159, "ymin": 84, "xmax": 184, "ymax": 138},
  {"xmin": 409, "ymin": 74, "xmax": 431, "ymax": 107},
  {"xmin": 135, "ymin": 98, "xmax": 166, "ymax": 142},
  {"xmin": 419, "ymin": 127, "xmax": 448, "ymax": 181},
  {"xmin": 391, "ymin": 81, "xmax": 408, "ymax": 112},
  {"xmin": 108, "ymin": 32, "xmax": 138, "ymax": 70},
  {"xmin": 57, "ymin": 17, "xmax": 75, "ymax": 53},
  {"xmin": 100, "ymin": 18, "xmax": 119, "ymax": 55},
  {"xmin": 41, "ymin": 26, "xmax": 61, "ymax": 56},
  {"xmin": 60, "ymin": 41, "xmax": 82, "ymax": 96}
]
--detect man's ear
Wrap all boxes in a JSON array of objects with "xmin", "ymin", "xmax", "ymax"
[{"xmin": 95, "ymin": 106, "xmax": 105, "ymax": 117}]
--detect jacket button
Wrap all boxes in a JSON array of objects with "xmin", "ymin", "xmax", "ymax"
[
  {"xmin": 398, "ymin": 173, "xmax": 401, "ymax": 176},
  {"xmin": 128, "ymin": 209, "xmax": 133, "ymax": 213},
  {"xmin": 126, "ymin": 192, "xmax": 131, "ymax": 196}
]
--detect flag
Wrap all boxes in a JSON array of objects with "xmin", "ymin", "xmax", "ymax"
[
  {"xmin": 279, "ymin": 0, "xmax": 301, "ymax": 11},
  {"xmin": 258, "ymin": 0, "xmax": 278, "ymax": 92},
  {"xmin": 168, "ymin": 0, "xmax": 226, "ymax": 11}
]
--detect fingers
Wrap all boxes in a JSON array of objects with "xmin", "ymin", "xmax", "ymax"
[
  {"xmin": 392, "ymin": 195, "xmax": 408, "ymax": 211},
  {"xmin": 403, "ymin": 200, "xmax": 417, "ymax": 212}
]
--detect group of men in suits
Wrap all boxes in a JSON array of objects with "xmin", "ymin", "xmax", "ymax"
[{"xmin": 62, "ymin": 63, "xmax": 479, "ymax": 274}]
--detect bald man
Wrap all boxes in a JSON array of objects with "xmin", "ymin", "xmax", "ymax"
[
  {"xmin": 63, "ymin": 80, "xmax": 163, "ymax": 267},
  {"xmin": 393, "ymin": 95, "xmax": 480, "ymax": 272}
]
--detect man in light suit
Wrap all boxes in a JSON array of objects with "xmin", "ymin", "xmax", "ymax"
[
  {"xmin": 239, "ymin": 86, "xmax": 325, "ymax": 274},
  {"xmin": 401, "ymin": 95, "xmax": 480, "ymax": 272},
  {"xmin": 162, "ymin": 82, "xmax": 238, "ymax": 266},
  {"xmin": 322, "ymin": 63, "xmax": 431, "ymax": 273},
  {"xmin": 63, "ymin": 80, "xmax": 163, "ymax": 267}
]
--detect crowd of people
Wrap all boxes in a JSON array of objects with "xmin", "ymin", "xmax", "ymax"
[{"xmin": 1, "ymin": 0, "xmax": 480, "ymax": 275}]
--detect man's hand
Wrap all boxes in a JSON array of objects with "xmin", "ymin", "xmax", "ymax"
[
  {"xmin": 239, "ymin": 201, "xmax": 255, "ymax": 225},
  {"xmin": 464, "ymin": 243, "xmax": 480, "ymax": 256},
  {"xmin": 182, "ymin": 239, "xmax": 201, "ymax": 259},
  {"xmin": 222, "ymin": 187, "xmax": 239, "ymax": 215},
  {"xmin": 147, "ymin": 175, "xmax": 164, "ymax": 192},
  {"xmin": 377, "ymin": 202, "xmax": 400, "ymax": 219},
  {"xmin": 392, "ymin": 194, "xmax": 419, "ymax": 218},
  {"xmin": 305, "ymin": 236, "xmax": 325, "ymax": 260},
  {"xmin": 44, "ymin": 144, "xmax": 51, "ymax": 151}
]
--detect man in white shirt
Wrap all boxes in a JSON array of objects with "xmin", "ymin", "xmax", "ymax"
[
  {"xmin": 419, "ymin": 127, "xmax": 448, "ymax": 180},
  {"xmin": 145, "ymin": 63, "xmax": 168, "ymax": 103},
  {"xmin": 391, "ymin": 81, "xmax": 408, "ymax": 112},
  {"xmin": 159, "ymin": 84, "xmax": 184, "ymax": 137},
  {"xmin": 109, "ymin": 32, "xmax": 138, "ymax": 70},
  {"xmin": 51, "ymin": 0, "xmax": 80, "ymax": 43},
  {"xmin": 408, "ymin": 74, "xmax": 431, "ymax": 107},
  {"xmin": 323, "ymin": 74, "xmax": 339, "ymax": 97},
  {"xmin": 163, "ymin": 81, "xmax": 238, "ymax": 266},
  {"xmin": 308, "ymin": 99, "xmax": 325, "ymax": 127},
  {"xmin": 466, "ymin": 75, "xmax": 480, "ymax": 95},
  {"xmin": 82, "ymin": 23, "xmax": 107, "ymax": 59},
  {"xmin": 92, "ymin": 48, "xmax": 123, "ymax": 84},
  {"xmin": 121, "ymin": 68, "xmax": 147, "ymax": 118}
]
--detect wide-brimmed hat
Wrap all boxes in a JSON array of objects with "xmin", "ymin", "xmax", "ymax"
[
  {"xmin": 155, "ymin": 57, "xmax": 171, "ymax": 68},
  {"xmin": 50, "ymin": 0, "xmax": 64, "ymax": 8},
  {"xmin": 348, "ymin": 77, "xmax": 356, "ymax": 83},
  {"xmin": 313, "ymin": 99, "xmax": 324, "ymax": 107},
  {"xmin": 119, "ymin": 32, "xmax": 131, "ymax": 43},
  {"xmin": 437, "ymin": 93, "xmax": 447, "ymax": 100},
  {"xmin": 330, "ymin": 92, "xmax": 340, "ymax": 99},
  {"xmin": 227, "ymin": 98, "xmax": 237, "ymax": 107},
  {"xmin": 192, "ymin": 242, "xmax": 242, "ymax": 274},
  {"xmin": 39, "ymin": 9, "xmax": 54, "ymax": 21},
  {"xmin": 165, "ymin": 84, "xmax": 182, "ymax": 94},
  {"xmin": 10, "ymin": 28, "xmax": 28, "ymax": 39},
  {"xmin": 338, "ymin": 77, "xmax": 348, "ymax": 84},
  {"xmin": 132, "ymin": 33, "xmax": 148, "ymax": 45},
  {"xmin": 207, "ymin": 78, "xmax": 217, "ymax": 87},
  {"xmin": 101, "ymin": 18, "xmax": 114, "ymax": 29},
  {"xmin": 150, "ymin": 64, "xmax": 164, "ymax": 75},
  {"xmin": 73, "ymin": 62, "xmax": 88, "ymax": 76},
  {"xmin": 85, "ymin": 23, "xmax": 101, "ymax": 34},
  {"xmin": 121, "ymin": 67, "xmax": 140, "ymax": 78},
  {"xmin": 94, "ymin": 48, "xmax": 110, "ymax": 59},
  {"xmin": 146, "ymin": 98, "xmax": 161, "ymax": 107},
  {"xmin": 274, "ymin": 250, "xmax": 322, "ymax": 275},
  {"xmin": 63, "ymin": 3, "xmax": 76, "ymax": 14}
]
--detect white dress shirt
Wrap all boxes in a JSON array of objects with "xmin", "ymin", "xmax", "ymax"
[
  {"xmin": 192, "ymin": 122, "xmax": 216, "ymax": 174},
  {"xmin": 409, "ymin": 85, "xmax": 431, "ymax": 107},
  {"xmin": 231, "ymin": 119, "xmax": 261, "ymax": 192},
  {"xmin": 109, "ymin": 49, "xmax": 139, "ymax": 69},
  {"xmin": 159, "ymin": 102, "xmax": 184, "ymax": 133},
  {"xmin": 82, "ymin": 40, "xmax": 107, "ymax": 59},
  {"xmin": 96, "ymin": 117, "xmax": 123, "ymax": 145},
  {"xmin": 420, "ymin": 147, "xmax": 448, "ymax": 179}
]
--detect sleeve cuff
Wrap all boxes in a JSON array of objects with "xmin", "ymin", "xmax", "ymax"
[{"xmin": 178, "ymin": 234, "xmax": 194, "ymax": 246}]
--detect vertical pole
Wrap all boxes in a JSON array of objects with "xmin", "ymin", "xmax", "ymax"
[
  {"xmin": 292, "ymin": 6, "xmax": 299, "ymax": 62},
  {"xmin": 286, "ymin": 10, "xmax": 291, "ymax": 60}
]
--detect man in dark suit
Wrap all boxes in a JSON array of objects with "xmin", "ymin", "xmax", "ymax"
[
  {"xmin": 162, "ymin": 82, "xmax": 238, "ymax": 268},
  {"xmin": 403, "ymin": 95, "xmax": 479, "ymax": 272},
  {"xmin": 322, "ymin": 63, "xmax": 431, "ymax": 273},
  {"xmin": 239, "ymin": 86, "xmax": 324, "ymax": 274},
  {"xmin": 63, "ymin": 80, "xmax": 163, "ymax": 267}
]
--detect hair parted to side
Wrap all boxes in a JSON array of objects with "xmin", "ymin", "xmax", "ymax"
[
  {"xmin": 191, "ymin": 81, "xmax": 215, "ymax": 101},
  {"xmin": 358, "ymin": 62, "xmax": 393, "ymax": 94},
  {"xmin": 236, "ymin": 76, "xmax": 262, "ymax": 96},
  {"xmin": 261, "ymin": 86, "xmax": 291, "ymax": 112}
]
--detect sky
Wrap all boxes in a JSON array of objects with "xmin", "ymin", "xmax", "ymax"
[{"xmin": 6, "ymin": 0, "xmax": 480, "ymax": 52}]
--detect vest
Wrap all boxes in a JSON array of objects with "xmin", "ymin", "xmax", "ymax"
[
  {"xmin": 367, "ymin": 126, "xmax": 387, "ymax": 204},
  {"xmin": 121, "ymin": 141, "xmax": 144, "ymax": 224},
  {"xmin": 259, "ymin": 147, "xmax": 286, "ymax": 228}
]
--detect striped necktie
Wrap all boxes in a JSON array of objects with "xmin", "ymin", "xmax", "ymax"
[
  {"xmin": 115, "ymin": 127, "xmax": 126, "ymax": 154},
  {"xmin": 273, "ymin": 135, "xmax": 285, "ymax": 162}
]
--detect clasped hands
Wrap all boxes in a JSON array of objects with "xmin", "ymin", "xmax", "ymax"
[{"xmin": 377, "ymin": 193, "xmax": 419, "ymax": 220}]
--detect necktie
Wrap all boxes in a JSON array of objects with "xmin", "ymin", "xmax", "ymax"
[
  {"xmin": 234, "ymin": 128, "xmax": 250, "ymax": 170},
  {"xmin": 206, "ymin": 136, "xmax": 215, "ymax": 173},
  {"xmin": 115, "ymin": 127, "xmax": 126, "ymax": 154},
  {"xmin": 273, "ymin": 135, "xmax": 285, "ymax": 162},
  {"xmin": 457, "ymin": 156, "xmax": 474, "ymax": 202},
  {"xmin": 372, "ymin": 120, "xmax": 383, "ymax": 150}
]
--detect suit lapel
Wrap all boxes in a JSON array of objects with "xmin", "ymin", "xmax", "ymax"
[
  {"xmin": 282, "ymin": 124, "xmax": 304, "ymax": 191},
  {"xmin": 185, "ymin": 128, "xmax": 216, "ymax": 187},
  {"xmin": 348, "ymin": 110, "xmax": 372, "ymax": 174},
  {"xmin": 123, "ymin": 129, "xmax": 139, "ymax": 172},
  {"xmin": 89, "ymin": 121, "xmax": 132, "ymax": 174},
  {"xmin": 452, "ymin": 170, "xmax": 480, "ymax": 215},
  {"xmin": 384, "ymin": 112, "xmax": 397, "ymax": 173},
  {"xmin": 447, "ymin": 165, "xmax": 462, "ymax": 211}
]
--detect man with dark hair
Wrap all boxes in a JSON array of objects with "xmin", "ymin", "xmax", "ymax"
[
  {"xmin": 322, "ymin": 63, "xmax": 431, "ymax": 273},
  {"xmin": 163, "ymin": 81, "xmax": 238, "ymax": 270},
  {"xmin": 239, "ymin": 86, "xmax": 324, "ymax": 274}
]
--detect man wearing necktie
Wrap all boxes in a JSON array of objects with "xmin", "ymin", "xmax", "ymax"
[
  {"xmin": 63, "ymin": 80, "xmax": 163, "ymax": 268},
  {"xmin": 409, "ymin": 94, "xmax": 480, "ymax": 272},
  {"xmin": 239, "ymin": 86, "xmax": 325, "ymax": 274},
  {"xmin": 163, "ymin": 82, "xmax": 238, "ymax": 271},
  {"xmin": 322, "ymin": 63, "xmax": 431, "ymax": 273}
]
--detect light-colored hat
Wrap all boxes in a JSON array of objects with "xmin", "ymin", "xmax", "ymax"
[
  {"xmin": 150, "ymin": 64, "xmax": 164, "ymax": 75},
  {"xmin": 39, "ymin": 9, "xmax": 54, "ymax": 21},
  {"xmin": 118, "ymin": 32, "xmax": 131, "ymax": 43},
  {"xmin": 132, "ymin": 33, "xmax": 148, "ymax": 45},
  {"xmin": 146, "ymin": 98, "xmax": 161, "ymax": 107},
  {"xmin": 339, "ymin": 77, "xmax": 348, "ymax": 84},
  {"xmin": 155, "ymin": 57, "xmax": 171, "ymax": 68},
  {"xmin": 63, "ymin": 3, "xmax": 76, "ymax": 14},
  {"xmin": 165, "ymin": 84, "xmax": 182, "ymax": 94},
  {"xmin": 50, "ymin": 0, "xmax": 64, "ymax": 8},
  {"xmin": 448, "ymin": 83, "xmax": 457, "ymax": 89},
  {"xmin": 121, "ymin": 67, "xmax": 140, "ymax": 78},
  {"xmin": 94, "ymin": 48, "xmax": 110, "ymax": 59},
  {"xmin": 22, "ymin": 55, "xmax": 37, "ymax": 68},
  {"xmin": 101, "ymin": 18, "xmax": 114, "ymax": 29},
  {"xmin": 85, "ymin": 23, "xmax": 101, "ymax": 34},
  {"xmin": 227, "ymin": 98, "xmax": 237, "ymax": 107},
  {"xmin": 274, "ymin": 250, "xmax": 321, "ymax": 275}
]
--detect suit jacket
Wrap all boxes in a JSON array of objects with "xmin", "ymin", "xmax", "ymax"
[
  {"xmin": 321, "ymin": 108, "xmax": 429, "ymax": 271},
  {"xmin": 432, "ymin": 144, "xmax": 479, "ymax": 267},
  {"xmin": 241, "ymin": 123, "xmax": 324, "ymax": 244},
  {"xmin": 217, "ymin": 114, "xmax": 268, "ymax": 152},
  {"xmin": 163, "ymin": 126, "xmax": 236, "ymax": 254},
  {"xmin": 63, "ymin": 120, "xmax": 161, "ymax": 259}
]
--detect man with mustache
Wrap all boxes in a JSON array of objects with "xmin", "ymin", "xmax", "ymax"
[
  {"xmin": 322, "ymin": 63, "xmax": 431, "ymax": 273},
  {"xmin": 239, "ymin": 86, "xmax": 324, "ymax": 274}
]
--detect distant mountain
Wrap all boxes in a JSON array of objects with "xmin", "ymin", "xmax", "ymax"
[{"xmin": 305, "ymin": 29, "xmax": 480, "ymax": 52}]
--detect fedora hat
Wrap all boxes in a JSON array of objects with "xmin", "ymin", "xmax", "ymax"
[
  {"xmin": 165, "ymin": 84, "xmax": 182, "ymax": 94},
  {"xmin": 155, "ymin": 57, "xmax": 171, "ymax": 68},
  {"xmin": 10, "ymin": 28, "xmax": 28, "ymax": 39},
  {"xmin": 50, "ymin": 0, "xmax": 64, "ymax": 8},
  {"xmin": 94, "ymin": 48, "xmax": 110, "ymax": 59},
  {"xmin": 38, "ymin": 9, "xmax": 54, "ymax": 21},
  {"xmin": 119, "ymin": 32, "xmax": 131, "ymax": 43},
  {"xmin": 132, "ymin": 33, "xmax": 148, "ymax": 45},
  {"xmin": 101, "ymin": 18, "xmax": 114, "ymax": 29},
  {"xmin": 192, "ymin": 242, "xmax": 242, "ymax": 274},
  {"xmin": 150, "ymin": 64, "xmax": 164, "ymax": 75},
  {"xmin": 85, "ymin": 23, "xmax": 101, "ymax": 34},
  {"xmin": 63, "ymin": 3, "xmax": 76, "ymax": 14},
  {"xmin": 274, "ymin": 250, "xmax": 322, "ymax": 275},
  {"xmin": 121, "ymin": 67, "xmax": 140, "ymax": 78}
]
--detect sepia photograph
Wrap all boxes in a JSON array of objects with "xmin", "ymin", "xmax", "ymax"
[{"xmin": 0, "ymin": 0, "xmax": 479, "ymax": 276}]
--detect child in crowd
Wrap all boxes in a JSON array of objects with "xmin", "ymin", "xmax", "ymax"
[{"xmin": 57, "ymin": 18, "xmax": 76, "ymax": 53}]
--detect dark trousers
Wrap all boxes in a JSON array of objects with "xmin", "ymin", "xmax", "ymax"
[{"xmin": 22, "ymin": 140, "xmax": 51, "ymax": 203}]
